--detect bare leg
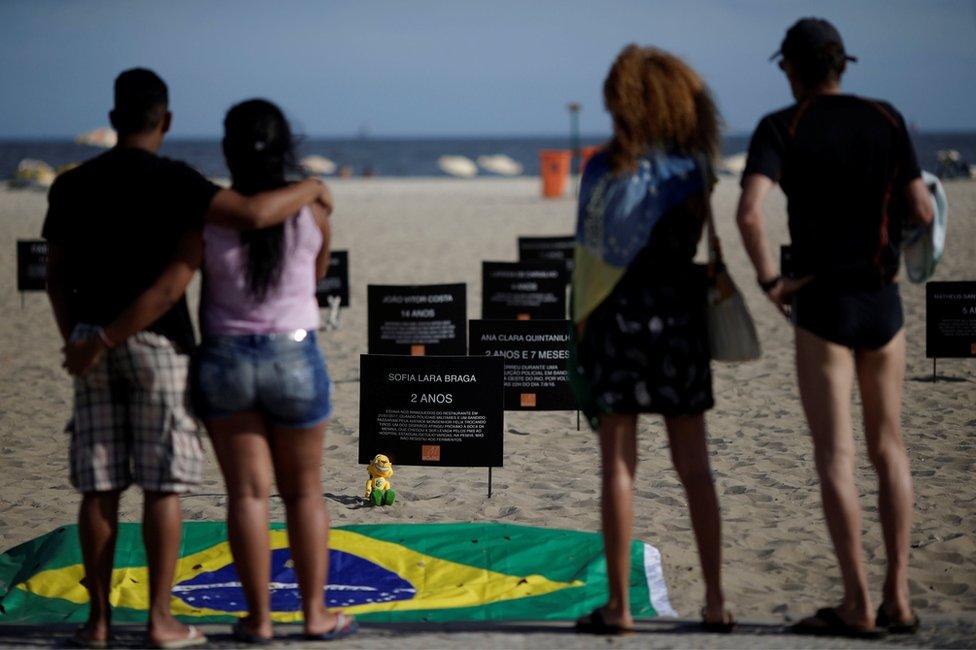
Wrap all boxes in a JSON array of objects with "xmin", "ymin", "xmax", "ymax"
[
  {"xmin": 665, "ymin": 414, "xmax": 726, "ymax": 622},
  {"xmin": 593, "ymin": 413, "xmax": 638, "ymax": 629},
  {"xmin": 856, "ymin": 330, "xmax": 915, "ymax": 624},
  {"xmin": 269, "ymin": 422, "xmax": 339, "ymax": 635},
  {"xmin": 78, "ymin": 490, "xmax": 121, "ymax": 644},
  {"xmin": 207, "ymin": 412, "xmax": 274, "ymax": 640},
  {"xmin": 795, "ymin": 327, "xmax": 874, "ymax": 629},
  {"xmin": 144, "ymin": 491, "xmax": 203, "ymax": 645}
]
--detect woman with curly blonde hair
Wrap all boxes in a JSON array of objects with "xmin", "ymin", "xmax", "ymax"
[{"xmin": 570, "ymin": 45, "xmax": 732, "ymax": 634}]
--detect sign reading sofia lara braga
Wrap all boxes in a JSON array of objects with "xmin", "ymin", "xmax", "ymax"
[
  {"xmin": 468, "ymin": 319, "xmax": 575, "ymax": 411},
  {"xmin": 926, "ymin": 281, "xmax": 976, "ymax": 358},
  {"xmin": 481, "ymin": 261, "xmax": 567, "ymax": 320},
  {"xmin": 315, "ymin": 250, "xmax": 349, "ymax": 307},
  {"xmin": 367, "ymin": 283, "xmax": 467, "ymax": 356},
  {"xmin": 17, "ymin": 240, "xmax": 48, "ymax": 292},
  {"xmin": 358, "ymin": 354, "xmax": 504, "ymax": 467},
  {"xmin": 517, "ymin": 235, "xmax": 575, "ymax": 274}
]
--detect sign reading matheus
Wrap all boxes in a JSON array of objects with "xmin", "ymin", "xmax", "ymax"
[
  {"xmin": 358, "ymin": 354, "xmax": 504, "ymax": 467},
  {"xmin": 17, "ymin": 240, "xmax": 48, "ymax": 292},
  {"xmin": 368, "ymin": 283, "xmax": 467, "ymax": 355},
  {"xmin": 518, "ymin": 236, "xmax": 575, "ymax": 274},
  {"xmin": 481, "ymin": 261, "xmax": 567, "ymax": 320},
  {"xmin": 926, "ymin": 281, "xmax": 976, "ymax": 358},
  {"xmin": 316, "ymin": 250, "xmax": 349, "ymax": 307},
  {"xmin": 469, "ymin": 319, "xmax": 575, "ymax": 411}
]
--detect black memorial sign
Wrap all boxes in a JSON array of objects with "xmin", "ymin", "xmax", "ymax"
[
  {"xmin": 359, "ymin": 354, "xmax": 504, "ymax": 467},
  {"xmin": 469, "ymin": 319, "xmax": 575, "ymax": 411},
  {"xmin": 316, "ymin": 250, "xmax": 350, "ymax": 307},
  {"xmin": 481, "ymin": 261, "xmax": 567, "ymax": 320},
  {"xmin": 368, "ymin": 283, "xmax": 467, "ymax": 355},
  {"xmin": 926, "ymin": 281, "xmax": 976, "ymax": 358},
  {"xmin": 518, "ymin": 235, "xmax": 575, "ymax": 274},
  {"xmin": 17, "ymin": 240, "xmax": 48, "ymax": 292}
]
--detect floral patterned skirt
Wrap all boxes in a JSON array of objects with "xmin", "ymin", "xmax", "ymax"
[{"xmin": 570, "ymin": 262, "xmax": 714, "ymax": 430}]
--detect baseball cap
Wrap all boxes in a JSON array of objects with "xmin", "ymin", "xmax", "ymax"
[{"xmin": 769, "ymin": 18, "xmax": 858, "ymax": 63}]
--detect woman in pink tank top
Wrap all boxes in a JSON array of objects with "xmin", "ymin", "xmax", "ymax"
[{"xmin": 67, "ymin": 100, "xmax": 355, "ymax": 642}]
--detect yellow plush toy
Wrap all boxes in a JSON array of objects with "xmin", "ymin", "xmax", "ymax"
[{"xmin": 364, "ymin": 454, "xmax": 396, "ymax": 506}]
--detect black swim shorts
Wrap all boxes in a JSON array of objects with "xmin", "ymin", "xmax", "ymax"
[{"xmin": 791, "ymin": 281, "xmax": 904, "ymax": 350}]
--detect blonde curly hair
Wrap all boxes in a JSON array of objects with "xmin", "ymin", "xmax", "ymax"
[{"xmin": 603, "ymin": 45, "xmax": 720, "ymax": 173}]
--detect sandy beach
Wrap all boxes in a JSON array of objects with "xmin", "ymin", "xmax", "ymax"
[{"xmin": 1, "ymin": 176, "xmax": 974, "ymax": 647}]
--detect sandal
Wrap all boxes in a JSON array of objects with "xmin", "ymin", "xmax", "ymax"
[
  {"xmin": 232, "ymin": 619, "xmax": 272, "ymax": 645},
  {"xmin": 876, "ymin": 605, "xmax": 920, "ymax": 634},
  {"xmin": 792, "ymin": 607, "xmax": 886, "ymax": 639},
  {"xmin": 700, "ymin": 607, "xmax": 736, "ymax": 633},
  {"xmin": 150, "ymin": 624, "xmax": 207, "ymax": 649},
  {"xmin": 69, "ymin": 626, "xmax": 109, "ymax": 649},
  {"xmin": 574, "ymin": 608, "xmax": 635, "ymax": 635},
  {"xmin": 304, "ymin": 612, "xmax": 359, "ymax": 641}
]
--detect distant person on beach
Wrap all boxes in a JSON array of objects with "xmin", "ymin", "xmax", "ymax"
[
  {"xmin": 46, "ymin": 68, "xmax": 332, "ymax": 648},
  {"xmin": 66, "ymin": 99, "xmax": 354, "ymax": 643},
  {"xmin": 736, "ymin": 18, "xmax": 934, "ymax": 638},
  {"xmin": 569, "ymin": 45, "xmax": 733, "ymax": 635}
]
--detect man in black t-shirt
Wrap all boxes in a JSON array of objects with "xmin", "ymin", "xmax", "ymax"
[
  {"xmin": 736, "ymin": 19, "xmax": 933, "ymax": 639},
  {"xmin": 44, "ymin": 69, "xmax": 331, "ymax": 648}
]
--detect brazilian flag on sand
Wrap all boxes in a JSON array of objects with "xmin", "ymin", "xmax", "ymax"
[{"xmin": 0, "ymin": 522, "xmax": 675, "ymax": 624}]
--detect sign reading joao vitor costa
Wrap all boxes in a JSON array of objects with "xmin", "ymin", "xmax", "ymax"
[
  {"xmin": 517, "ymin": 236, "xmax": 576, "ymax": 274},
  {"xmin": 481, "ymin": 261, "xmax": 567, "ymax": 320},
  {"xmin": 315, "ymin": 250, "xmax": 350, "ymax": 307},
  {"xmin": 926, "ymin": 281, "xmax": 976, "ymax": 358},
  {"xmin": 358, "ymin": 354, "xmax": 504, "ymax": 467},
  {"xmin": 469, "ymin": 319, "xmax": 575, "ymax": 411},
  {"xmin": 17, "ymin": 240, "xmax": 48, "ymax": 292},
  {"xmin": 367, "ymin": 283, "xmax": 467, "ymax": 355}
]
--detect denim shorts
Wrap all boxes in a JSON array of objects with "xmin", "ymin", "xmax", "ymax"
[{"xmin": 193, "ymin": 330, "xmax": 333, "ymax": 428}]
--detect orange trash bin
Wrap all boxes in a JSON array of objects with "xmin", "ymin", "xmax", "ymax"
[{"xmin": 539, "ymin": 149, "xmax": 571, "ymax": 198}]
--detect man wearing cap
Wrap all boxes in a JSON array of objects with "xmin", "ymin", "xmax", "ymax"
[{"xmin": 735, "ymin": 18, "xmax": 933, "ymax": 639}]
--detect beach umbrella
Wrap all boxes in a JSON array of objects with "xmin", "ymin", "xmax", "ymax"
[
  {"xmin": 438, "ymin": 155, "xmax": 478, "ymax": 178},
  {"xmin": 476, "ymin": 154, "xmax": 523, "ymax": 177},
  {"xmin": 74, "ymin": 127, "xmax": 117, "ymax": 148},
  {"xmin": 300, "ymin": 154, "xmax": 337, "ymax": 176},
  {"xmin": 719, "ymin": 153, "xmax": 747, "ymax": 176},
  {"xmin": 10, "ymin": 159, "xmax": 56, "ymax": 188}
]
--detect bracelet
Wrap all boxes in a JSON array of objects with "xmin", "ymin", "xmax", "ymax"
[
  {"xmin": 95, "ymin": 327, "xmax": 116, "ymax": 349},
  {"xmin": 758, "ymin": 275, "xmax": 782, "ymax": 293}
]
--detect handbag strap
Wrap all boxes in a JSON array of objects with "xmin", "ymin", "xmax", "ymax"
[{"xmin": 700, "ymin": 157, "xmax": 723, "ymax": 267}]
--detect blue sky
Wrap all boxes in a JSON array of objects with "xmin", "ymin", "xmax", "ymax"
[{"xmin": 1, "ymin": 0, "xmax": 974, "ymax": 138}]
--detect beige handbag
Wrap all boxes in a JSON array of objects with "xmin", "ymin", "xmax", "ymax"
[{"xmin": 703, "ymin": 193, "xmax": 761, "ymax": 362}]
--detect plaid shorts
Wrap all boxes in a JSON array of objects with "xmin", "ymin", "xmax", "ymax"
[{"xmin": 68, "ymin": 324, "xmax": 204, "ymax": 493}]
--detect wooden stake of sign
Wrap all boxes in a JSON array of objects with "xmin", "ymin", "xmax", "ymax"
[
  {"xmin": 488, "ymin": 467, "xmax": 493, "ymax": 499},
  {"xmin": 933, "ymin": 358, "xmax": 937, "ymax": 383}
]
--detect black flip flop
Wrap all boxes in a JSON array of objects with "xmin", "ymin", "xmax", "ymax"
[
  {"xmin": 304, "ymin": 613, "xmax": 359, "ymax": 641},
  {"xmin": 700, "ymin": 607, "xmax": 736, "ymax": 633},
  {"xmin": 792, "ymin": 607, "xmax": 887, "ymax": 639},
  {"xmin": 876, "ymin": 605, "xmax": 920, "ymax": 634},
  {"xmin": 232, "ymin": 620, "xmax": 272, "ymax": 645},
  {"xmin": 574, "ymin": 608, "xmax": 634, "ymax": 635},
  {"xmin": 68, "ymin": 626, "xmax": 109, "ymax": 649}
]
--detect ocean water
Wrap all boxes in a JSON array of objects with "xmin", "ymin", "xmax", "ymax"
[{"xmin": 1, "ymin": 133, "xmax": 974, "ymax": 179}]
